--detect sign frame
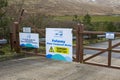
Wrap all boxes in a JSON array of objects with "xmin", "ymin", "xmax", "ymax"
[
  {"xmin": 46, "ymin": 28, "xmax": 73, "ymax": 62},
  {"xmin": 19, "ymin": 33, "xmax": 39, "ymax": 48},
  {"xmin": 23, "ymin": 27, "xmax": 31, "ymax": 33},
  {"xmin": 105, "ymin": 32, "xmax": 115, "ymax": 40}
]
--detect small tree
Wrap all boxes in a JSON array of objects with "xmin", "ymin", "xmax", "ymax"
[
  {"xmin": 116, "ymin": 23, "xmax": 120, "ymax": 32},
  {"xmin": 0, "ymin": 0, "xmax": 8, "ymax": 38},
  {"xmin": 82, "ymin": 13, "xmax": 93, "ymax": 30},
  {"xmin": 83, "ymin": 13, "xmax": 91, "ymax": 25},
  {"xmin": 22, "ymin": 13, "xmax": 54, "ymax": 29},
  {"xmin": 72, "ymin": 15, "xmax": 81, "ymax": 23},
  {"xmin": 0, "ymin": 0, "xmax": 7, "ymax": 21},
  {"xmin": 106, "ymin": 22, "xmax": 116, "ymax": 32}
]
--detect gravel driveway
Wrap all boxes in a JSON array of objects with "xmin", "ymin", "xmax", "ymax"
[{"xmin": 0, "ymin": 56, "xmax": 120, "ymax": 80}]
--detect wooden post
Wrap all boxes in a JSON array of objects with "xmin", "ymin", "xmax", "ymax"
[
  {"xmin": 9, "ymin": 33, "xmax": 14, "ymax": 51},
  {"xmin": 14, "ymin": 22, "xmax": 20, "ymax": 53},
  {"xmin": 108, "ymin": 39, "xmax": 112, "ymax": 66},
  {"xmin": 10, "ymin": 9, "xmax": 24, "ymax": 53},
  {"xmin": 76, "ymin": 23, "xmax": 80, "ymax": 62},
  {"xmin": 18, "ymin": 9, "xmax": 24, "ymax": 23},
  {"xmin": 76, "ymin": 23, "xmax": 84, "ymax": 62},
  {"xmin": 79, "ymin": 24, "xmax": 84, "ymax": 63}
]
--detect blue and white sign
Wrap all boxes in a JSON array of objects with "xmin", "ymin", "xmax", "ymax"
[
  {"xmin": 105, "ymin": 32, "xmax": 115, "ymax": 39},
  {"xmin": 19, "ymin": 33, "xmax": 39, "ymax": 48},
  {"xmin": 46, "ymin": 28, "xmax": 73, "ymax": 62}
]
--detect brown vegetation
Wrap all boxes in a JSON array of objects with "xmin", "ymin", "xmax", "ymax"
[{"xmin": 8, "ymin": 0, "xmax": 120, "ymax": 16}]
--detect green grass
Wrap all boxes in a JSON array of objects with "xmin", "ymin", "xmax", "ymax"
[
  {"xmin": 91, "ymin": 15, "xmax": 120, "ymax": 22},
  {"xmin": 54, "ymin": 16, "xmax": 75, "ymax": 21},
  {"xmin": 0, "ymin": 45, "xmax": 12, "ymax": 55},
  {"xmin": 53, "ymin": 15, "xmax": 120, "ymax": 22},
  {"xmin": 0, "ymin": 45, "xmax": 26, "ymax": 61}
]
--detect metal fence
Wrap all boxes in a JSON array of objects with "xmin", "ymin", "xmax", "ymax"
[{"xmin": 10, "ymin": 22, "xmax": 120, "ymax": 69}]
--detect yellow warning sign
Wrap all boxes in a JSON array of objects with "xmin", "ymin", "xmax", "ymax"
[
  {"xmin": 54, "ymin": 46, "xmax": 69, "ymax": 54},
  {"xmin": 49, "ymin": 46, "xmax": 54, "ymax": 52}
]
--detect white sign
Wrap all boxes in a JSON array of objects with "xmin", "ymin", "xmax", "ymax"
[
  {"xmin": 19, "ymin": 33, "xmax": 39, "ymax": 48},
  {"xmin": 23, "ymin": 27, "xmax": 31, "ymax": 33},
  {"xmin": 46, "ymin": 28, "xmax": 73, "ymax": 62},
  {"xmin": 106, "ymin": 32, "xmax": 115, "ymax": 39}
]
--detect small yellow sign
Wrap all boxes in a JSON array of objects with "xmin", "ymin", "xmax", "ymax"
[
  {"xmin": 49, "ymin": 46, "xmax": 54, "ymax": 52},
  {"xmin": 54, "ymin": 46, "xmax": 69, "ymax": 54}
]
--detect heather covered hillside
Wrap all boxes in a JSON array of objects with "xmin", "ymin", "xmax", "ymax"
[{"xmin": 8, "ymin": 0, "xmax": 120, "ymax": 15}]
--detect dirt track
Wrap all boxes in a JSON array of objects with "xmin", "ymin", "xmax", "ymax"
[{"xmin": 0, "ymin": 56, "xmax": 120, "ymax": 80}]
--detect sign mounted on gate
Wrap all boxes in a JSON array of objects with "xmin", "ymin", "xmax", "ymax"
[
  {"xmin": 19, "ymin": 33, "xmax": 39, "ymax": 48},
  {"xmin": 46, "ymin": 28, "xmax": 73, "ymax": 62},
  {"xmin": 23, "ymin": 27, "xmax": 31, "ymax": 33},
  {"xmin": 105, "ymin": 32, "xmax": 115, "ymax": 40}
]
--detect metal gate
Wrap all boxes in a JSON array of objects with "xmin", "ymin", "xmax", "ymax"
[
  {"xmin": 75, "ymin": 24, "xmax": 120, "ymax": 69},
  {"xmin": 10, "ymin": 14, "xmax": 120, "ymax": 69}
]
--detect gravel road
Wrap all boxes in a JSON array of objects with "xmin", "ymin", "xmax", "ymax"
[{"xmin": 0, "ymin": 56, "xmax": 120, "ymax": 80}]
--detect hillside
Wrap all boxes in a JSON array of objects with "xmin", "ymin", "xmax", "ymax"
[{"xmin": 8, "ymin": 0, "xmax": 120, "ymax": 15}]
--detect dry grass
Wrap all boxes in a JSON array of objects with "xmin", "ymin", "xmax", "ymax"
[{"xmin": 8, "ymin": 0, "xmax": 120, "ymax": 16}]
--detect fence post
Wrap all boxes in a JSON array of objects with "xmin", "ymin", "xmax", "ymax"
[
  {"xmin": 9, "ymin": 33, "xmax": 14, "ymax": 51},
  {"xmin": 79, "ymin": 24, "xmax": 84, "ymax": 63},
  {"xmin": 14, "ymin": 22, "xmax": 20, "ymax": 53},
  {"xmin": 9, "ymin": 22, "xmax": 17, "ymax": 51},
  {"xmin": 76, "ymin": 23, "xmax": 84, "ymax": 62},
  {"xmin": 108, "ymin": 39, "xmax": 112, "ymax": 66},
  {"xmin": 76, "ymin": 23, "xmax": 80, "ymax": 62}
]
